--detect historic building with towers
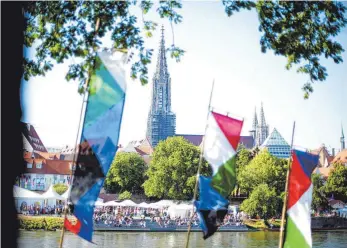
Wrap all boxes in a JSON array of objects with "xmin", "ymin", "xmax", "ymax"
[
  {"xmin": 146, "ymin": 26, "xmax": 176, "ymax": 147},
  {"xmin": 250, "ymin": 103, "xmax": 270, "ymax": 147}
]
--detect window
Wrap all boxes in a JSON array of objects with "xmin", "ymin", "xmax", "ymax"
[
  {"xmin": 36, "ymin": 163, "xmax": 42, "ymax": 169},
  {"xmin": 27, "ymin": 163, "xmax": 32, "ymax": 169}
]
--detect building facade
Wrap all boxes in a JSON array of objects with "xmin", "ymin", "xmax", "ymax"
[
  {"xmin": 17, "ymin": 153, "xmax": 73, "ymax": 191},
  {"xmin": 146, "ymin": 26, "xmax": 176, "ymax": 147},
  {"xmin": 260, "ymin": 128, "xmax": 291, "ymax": 159}
]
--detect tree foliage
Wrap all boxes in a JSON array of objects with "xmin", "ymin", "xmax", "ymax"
[
  {"xmin": 143, "ymin": 136, "xmax": 211, "ymax": 200},
  {"xmin": 225, "ymin": 1, "xmax": 347, "ymax": 98},
  {"xmin": 236, "ymin": 144, "xmax": 252, "ymax": 174},
  {"xmin": 118, "ymin": 190, "xmax": 132, "ymax": 200},
  {"xmin": 53, "ymin": 183, "xmax": 68, "ymax": 195},
  {"xmin": 23, "ymin": 0, "xmax": 184, "ymax": 90},
  {"xmin": 237, "ymin": 149, "xmax": 287, "ymax": 194},
  {"xmin": 324, "ymin": 163, "xmax": 347, "ymax": 202},
  {"xmin": 104, "ymin": 152, "xmax": 146, "ymax": 194},
  {"xmin": 311, "ymin": 173, "xmax": 330, "ymax": 212},
  {"xmin": 23, "ymin": 1, "xmax": 346, "ymax": 98},
  {"xmin": 240, "ymin": 183, "xmax": 280, "ymax": 219}
]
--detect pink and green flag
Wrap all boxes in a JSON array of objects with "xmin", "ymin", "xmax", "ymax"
[
  {"xmin": 203, "ymin": 111, "xmax": 243, "ymax": 197},
  {"xmin": 195, "ymin": 111, "xmax": 243, "ymax": 239}
]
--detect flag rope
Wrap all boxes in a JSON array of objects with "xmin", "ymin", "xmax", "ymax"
[
  {"xmin": 278, "ymin": 121, "xmax": 296, "ymax": 248},
  {"xmin": 58, "ymin": 16, "xmax": 101, "ymax": 248},
  {"xmin": 184, "ymin": 79, "xmax": 215, "ymax": 248}
]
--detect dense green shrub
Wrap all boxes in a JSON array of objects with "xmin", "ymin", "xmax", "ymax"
[{"xmin": 18, "ymin": 216, "xmax": 76, "ymax": 231}]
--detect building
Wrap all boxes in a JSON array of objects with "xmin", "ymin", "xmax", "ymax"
[
  {"xmin": 22, "ymin": 122, "xmax": 47, "ymax": 152},
  {"xmin": 332, "ymin": 149, "xmax": 347, "ymax": 166},
  {"xmin": 311, "ymin": 145, "xmax": 335, "ymax": 167},
  {"xmin": 17, "ymin": 152, "xmax": 73, "ymax": 191},
  {"xmin": 146, "ymin": 26, "xmax": 176, "ymax": 148},
  {"xmin": 341, "ymin": 125, "xmax": 345, "ymax": 151},
  {"xmin": 250, "ymin": 103, "xmax": 269, "ymax": 147},
  {"xmin": 118, "ymin": 139, "xmax": 153, "ymax": 165},
  {"xmin": 260, "ymin": 128, "xmax": 291, "ymax": 159}
]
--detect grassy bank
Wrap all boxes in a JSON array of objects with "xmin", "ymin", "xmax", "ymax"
[
  {"xmin": 243, "ymin": 219, "xmax": 282, "ymax": 230},
  {"xmin": 18, "ymin": 215, "xmax": 76, "ymax": 231}
]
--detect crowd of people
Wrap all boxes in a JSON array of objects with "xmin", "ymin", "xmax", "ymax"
[
  {"xmin": 92, "ymin": 206, "xmax": 245, "ymax": 228},
  {"xmin": 19, "ymin": 203, "xmax": 65, "ymax": 216},
  {"xmin": 18, "ymin": 201, "xmax": 246, "ymax": 229}
]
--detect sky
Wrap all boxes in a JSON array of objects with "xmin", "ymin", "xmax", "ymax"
[{"xmin": 21, "ymin": 1, "xmax": 347, "ymax": 152}]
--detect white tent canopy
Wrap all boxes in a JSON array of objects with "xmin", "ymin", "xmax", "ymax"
[
  {"xmin": 41, "ymin": 185, "xmax": 65, "ymax": 200},
  {"xmin": 13, "ymin": 186, "xmax": 44, "ymax": 199},
  {"xmin": 103, "ymin": 201, "xmax": 125, "ymax": 207},
  {"xmin": 95, "ymin": 201, "xmax": 105, "ymax": 207},
  {"xmin": 154, "ymin": 200, "xmax": 176, "ymax": 207},
  {"xmin": 147, "ymin": 203, "xmax": 160, "ymax": 209},
  {"xmin": 120, "ymin": 200, "xmax": 137, "ymax": 207},
  {"xmin": 167, "ymin": 204, "xmax": 194, "ymax": 219},
  {"xmin": 61, "ymin": 186, "xmax": 71, "ymax": 199},
  {"xmin": 138, "ymin": 202, "xmax": 150, "ymax": 208},
  {"xmin": 13, "ymin": 186, "xmax": 45, "ymax": 212}
]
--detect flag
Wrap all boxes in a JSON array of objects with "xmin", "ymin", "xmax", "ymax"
[
  {"xmin": 283, "ymin": 149, "xmax": 319, "ymax": 248},
  {"xmin": 195, "ymin": 111, "xmax": 243, "ymax": 239},
  {"xmin": 64, "ymin": 51, "xmax": 127, "ymax": 242}
]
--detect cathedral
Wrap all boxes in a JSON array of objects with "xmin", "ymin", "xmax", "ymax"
[
  {"xmin": 250, "ymin": 103, "xmax": 269, "ymax": 147},
  {"xmin": 146, "ymin": 26, "xmax": 176, "ymax": 147}
]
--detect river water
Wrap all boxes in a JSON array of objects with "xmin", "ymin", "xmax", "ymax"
[{"xmin": 19, "ymin": 230, "xmax": 347, "ymax": 248}]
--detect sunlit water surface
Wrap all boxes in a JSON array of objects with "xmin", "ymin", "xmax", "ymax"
[{"xmin": 18, "ymin": 230, "xmax": 347, "ymax": 248}]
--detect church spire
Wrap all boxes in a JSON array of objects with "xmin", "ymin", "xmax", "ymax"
[
  {"xmin": 259, "ymin": 102, "xmax": 267, "ymax": 127},
  {"xmin": 146, "ymin": 25, "xmax": 176, "ymax": 147},
  {"xmin": 252, "ymin": 107, "xmax": 258, "ymax": 131},
  {"xmin": 256, "ymin": 102, "xmax": 269, "ymax": 146},
  {"xmin": 341, "ymin": 124, "xmax": 345, "ymax": 150},
  {"xmin": 154, "ymin": 25, "xmax": 169, "ymax": 81}
]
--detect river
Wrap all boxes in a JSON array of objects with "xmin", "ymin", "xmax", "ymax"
[{"xmin": 18, "ymin": 230, "xmax": 347, "ymax": 248}]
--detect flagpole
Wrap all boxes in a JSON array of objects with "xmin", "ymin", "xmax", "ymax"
[
  {"xmin": 184, "ymin": 79, "xmax": 215, "ymax": 248},
  {"xmin": 58, "ymin": 17, "xmax": 101, "ymax": 248},
  {"xmin": 278, "ymin": 121, "xmax": 296, "ymax": 248}
]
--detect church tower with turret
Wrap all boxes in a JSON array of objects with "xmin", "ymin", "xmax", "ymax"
[{"xmin": 146, "ymin": 26, "xmax": 176, "ymax": 147}]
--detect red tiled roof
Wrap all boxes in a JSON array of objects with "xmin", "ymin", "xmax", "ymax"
[
  {"xmin": 332, "ymin": 149, "xmax": 347, "ymax": 164},
  {"xmin": 135, "ymin": 147, "xmax": 148, "ymax": 156},
  {"xmin": 313, "ymin": 167, "xmax": 332, "ymax": 178},
  {"xmin": 136, "ymin": 139, "xmax": 153, "ymax": 155},
  {"xmin": 45, "ymin": 160, "xmax": 73, "ymax": 175},
  {"xmin": 22, "ymin": 122, "xmax": 47, "ymax": 152},
  {"xmin": 23, "ymin": 159, "xmax": 73, "ymax": 175}
]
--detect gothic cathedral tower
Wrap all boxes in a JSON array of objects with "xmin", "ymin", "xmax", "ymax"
[
  {"xmin": 251, "ymin": 103, "xmax": 269, "ymax": 147},
  {"xmin": 146, "ymin": 26, "xmax": 176, "ymax": 147}
]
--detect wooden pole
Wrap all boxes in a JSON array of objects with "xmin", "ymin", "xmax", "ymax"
[
  {"xmin": 278, "ymin": 121, "xmax": 296, "ymax": 248},
  {"xmin": 58, "ymin": 17, "xmax": 101, "ymax": 248},
  {"xmin": 184, "ymin": 80, "xmax": 215, "ymax": 248}
]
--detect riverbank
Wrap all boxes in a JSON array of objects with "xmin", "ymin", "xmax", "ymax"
[
  {"xmin": 18, "ymin": 215, "xmax": 347, "ymax": 232},
  {"xmin": 18, "ymin": 215, "xmax": 76, "ymax": 231}
]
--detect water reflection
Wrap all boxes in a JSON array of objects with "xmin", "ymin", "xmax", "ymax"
[{"xmin": 18, "ymin": 230, "xmax": 347, "ymax": 248}]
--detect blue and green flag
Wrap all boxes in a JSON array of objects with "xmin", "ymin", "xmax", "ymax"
[{"xmin": 64, "ymin": 52, "xmax": 127, "ymax": 242}]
